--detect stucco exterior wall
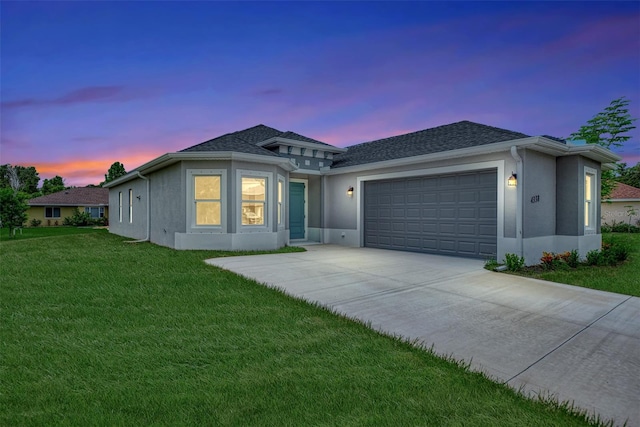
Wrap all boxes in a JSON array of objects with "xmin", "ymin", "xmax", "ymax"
[
  {"xmin": 108, "ymin": 178, "xmax": 148, "ymax": 240},
  {"xmin": 27, "ymin": 206, "xmax": 76, "ymax": 226},
  {"xmin": 521, "ymin": 150, "xmax": 556, "ymax": 238},
  {"xmin": 602, "ymin": 200, "xmax": 640, "ymax": 226},
  {"xmin": 556, "ymin": 156, "xmax": 601, "ymax": 236}
]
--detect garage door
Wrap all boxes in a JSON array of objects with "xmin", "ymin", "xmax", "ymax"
[{"xmin": 364, "ymin": 170, "xmax": 497, "ymax": 258}]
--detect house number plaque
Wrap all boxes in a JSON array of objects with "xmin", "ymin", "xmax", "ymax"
[{"xmin": 531, "ymin": 195, "xmax": 540, "ymax": 203}]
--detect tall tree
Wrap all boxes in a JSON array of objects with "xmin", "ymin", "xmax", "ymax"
[
  {"xmin": 569, "ymin": 97, "xmax": 636, "ymax": 149},
  {"xmin": 102, "ymin": 162, "xmax": 127, "ymax": 186},
  {"xmin": 617, "ymin": 162, "xmax": 640, "ymax": 188},
  {"xmin": 569, "ymin": 97, "xmax": 637, "ymax": 198},
  {"xmin": 41, "ymin": 176, "xmax": 66, "ymax": 195},
  {"xmin": 0, "ymin": 164, "xmax": 40, "ymax": 195},
  {"xmin": 0, "ymin": 165, "xmax": 29, "ymax": 235}
]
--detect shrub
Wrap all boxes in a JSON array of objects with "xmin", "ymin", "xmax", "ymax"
[
  {"xmin": 586, "ymin": 250, "xmax": 601, "ymax": 266},
  {"xmin": 540, "ymin": 250, "xmax": 580, "ymax": 270},
  {"xmin": 63, "ymin": 208, "xmax": 94, "ymax": 227},
  {"xmin": 484, "ymin": 258, "xmax": 500, "ymax": 271},
  {"xmin": 504, "ymin": 253, "xmax": 525, "ymax": 271},
  {"xmin": 29, "ymin": 218, "xmax": 42, "ymax": 227},
  {"xmin": 585, "ymin": 242, "xmax": 629, "ymax": 267},
  {"xmin": 566, "ymin": 249, "xmax": 580, "ymax": 268}
]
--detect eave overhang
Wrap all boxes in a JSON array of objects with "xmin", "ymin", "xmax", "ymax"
[
  {"xmin": 105, "ymin": 152, "xmax": 298, "ymax": 187},
  {"xmin": 324, "ymin": 136, "xmax": 622, "ymax": 175}
]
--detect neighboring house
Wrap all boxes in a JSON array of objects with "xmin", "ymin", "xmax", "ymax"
[
  {"xmin": 602, "ymin": 182, "xmax": 640, "ymax": 226},
  {"xmin": 28, "ymin": 187, "xmax": 109, "ymax": 226},
  {"xmin": 105, "ymin": 121, "xmax": 619, "ymax": 264}
]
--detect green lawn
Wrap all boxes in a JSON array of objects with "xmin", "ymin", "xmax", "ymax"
[
  {"xmin": 1, "ymin": 229, "xmax": 601, "ymax": 426},
  {"xmin": 515, "ymin": 233, "xmax": 640, "ymax": 297}
]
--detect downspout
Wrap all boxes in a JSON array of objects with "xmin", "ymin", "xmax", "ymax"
[
  {"xmin": 510, "ymin": 146, "xmax": 523, "ymax": 258},
  {"xmin": 126, "ymin": 171, "xmax": 150, "ymax": 243}
]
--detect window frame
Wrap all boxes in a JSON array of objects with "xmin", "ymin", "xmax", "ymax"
[
  {"xmin": 277, "ymin": 175, "xmax": 285, "ymax": 228},
  {"xmin": 85, "ymin": 206, "xmax": 105, "ymax": 218},
  {"xmin": 237, "ymin": 169, "xmax": 273, "ymax": 233},
  {"xmin": 128, "ymin": 189, "xmax": 133, "ymax": 224},
  {"xmin": 45, "ymin": 206, "xmax": 61, "ymax": 218},
  {"xmin": 118, "ymin": 191, "xmax": 123, "ymax": 223},
  {"xmin": 187, "ymin": 169, "xmax": 227, "ymax": 233},
  {"xmin": 584, "ymin": 166, "xmax": 597, "ymax": 235}
]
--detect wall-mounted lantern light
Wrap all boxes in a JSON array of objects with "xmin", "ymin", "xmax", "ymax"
[
  {"xmin": 346, "ymin": 186, "xmax": 354, "ymax": 197},
  {"xmin": 508, "ymin": 172, "xmax": 518, "ymax": 187}
]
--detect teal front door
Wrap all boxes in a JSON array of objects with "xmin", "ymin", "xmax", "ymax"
[{"xmin": 289, "ymin": 182, "xmax": 305, "ymax": 239}]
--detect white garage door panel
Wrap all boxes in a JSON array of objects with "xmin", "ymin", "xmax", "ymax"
[{"xmin": 364, "ymin": 170, "xmax": 498, "ymax": 258}]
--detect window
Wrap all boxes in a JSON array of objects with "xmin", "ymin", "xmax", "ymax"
[
  {"xmin": 584, "ymin": 167, "xmax": 597, "ymax": 234},
  {"xmin": 128, "ymin": 189, "xmax": 133, "ymax": 223},
  {"xmin": 45, "ymin": 207, "xmax": 61, "ymax": 218},
  {"xmin": 241, "ymin": 177, "xmax": 266, "ymax": 225},
  {"xmin": 277, "ymin": 177, "xmax": 285, "ymax": 226},
  {"xmin": 187, "ymin": 169, "xmax": 226, "ymax": 232},
  {"xmin": 85, "ymin": 207, "xmax": 105, "ymax": 218},
  {"xmin": 118, "ymin": 192, "xmax": 123, "ymax": 223},
  {"xmin": 194, "ymin": 175, "xmax": 222, "ymax": 226}
]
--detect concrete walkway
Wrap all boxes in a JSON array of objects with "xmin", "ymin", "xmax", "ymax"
[{"xmin": 206, "ymin": 245, "xmax": 640, "ymax": 426}]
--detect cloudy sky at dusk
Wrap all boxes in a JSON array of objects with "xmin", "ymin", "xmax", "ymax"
[{"xmin": 2, "ymin": 1, "xmax": 639, "ymax": 187}]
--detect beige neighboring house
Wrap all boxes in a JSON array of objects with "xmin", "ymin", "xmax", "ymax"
[
  {"xmin": 27, "ymin": 187, "xmax": 109, "ymax": 226},
  {"xmin": 602, "ymin": 182, "xmax": 640, "ymax": 226}
]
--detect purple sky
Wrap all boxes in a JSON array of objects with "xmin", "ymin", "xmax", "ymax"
[{"xmin": 2, "ymin": 1, "xmax": 639, "ymax": 187}]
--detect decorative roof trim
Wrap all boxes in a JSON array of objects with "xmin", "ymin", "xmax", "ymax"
[{"xmin": 257, "ymin": 136, "xmax": 348, "ymax": 153}]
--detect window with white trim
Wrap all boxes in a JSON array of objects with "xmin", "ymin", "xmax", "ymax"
[
  {"xmin": 118, "ymin": 192, "xmax": 123, "ymax": 222},
  {"xmin": 277, "ymin": 176, "xmax": 285, "ymax": 226},
  {"xmin": 584, "ymin": 167, "xmax": 597, "ymax": 234},
  {"xmin": 128, "ymin": 189, "xmax": 133, "ymax": 223},
  {"xmin": 195, "ymin": 175, "xmax": 222, "ymax": 226},
  {"xmin": 187, "ymin": 169, "xmax": 226, "ymax": 232},
  {"xmin": 242, "ymin": 177, "xmax": 266, "ymax": 225},
  {"xmin": 237, "ymin": 170, "xmax": 272, "ymax": 231},
  {"xmin": 85, "ymin": 207, "xmax": 105, "ymax": 218},
  {"xmin": 45, "ymin": 207, "xmax": 61, "ymax": 218}
]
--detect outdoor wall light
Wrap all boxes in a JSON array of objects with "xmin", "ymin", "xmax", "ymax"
[
  {"xmin": 508, "ymin": 172, "xmax": 518, "ymax": 187},
  {"xmin": 346, "ymin": 186, "xmax": 354, "ymax": 197}
]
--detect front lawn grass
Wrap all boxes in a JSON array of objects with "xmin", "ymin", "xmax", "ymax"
[
  {"xmin": 1, "ymin": 231, "xmax": 600, "ymax": 426},
  {"xmin": 515, "ymin": 233, "xmax": 640, "ymax": 297}
]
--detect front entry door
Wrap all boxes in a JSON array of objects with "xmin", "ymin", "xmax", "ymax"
[{"xmin": 289, "ymin": 182, "xmax": 305, "ymax": 239}]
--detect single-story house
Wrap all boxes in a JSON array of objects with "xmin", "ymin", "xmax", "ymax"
[
  {"xmin": 602, "ymin": 182, "xmax": 640, "ymax": 226},
  {"xmin": 28, "ymin": 187, "xmax": 109, "ymax": 226},
  {"xmin": 105, "ymin": 120, "xmax": 620, "ymax": 264}
]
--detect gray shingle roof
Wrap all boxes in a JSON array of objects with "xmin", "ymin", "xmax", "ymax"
[
  {"xmin": 29, "ymin": 187, "xmax": 109, "ymax": 206},
  {"xmin": 180, "ymin": 124, "xmax": 335, "ymax": 155},
  {"xmin": 180, "ymin": 124, "xmax": 282, "ymax": 156},
  {"xmin": 332, "ymin": 121, "xmax": 531, "ymax": 168}
]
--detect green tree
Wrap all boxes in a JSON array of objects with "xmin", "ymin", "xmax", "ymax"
[
  {"xmin": 0, "ymin": 164, "xmax": 40, "ymax": 195},
  {"xmin": 569, "ymin": 97, "xmax": 637, "ymax": 198},
  {"xmin": 617, "ymin": 162, "xmax": 640, "ymax": 188},
  {"xmin": 41, "ymin": 176, "xmax": 66, "ymax": 195},
  {"xmin": 0, "ymin": 167, "xmax": 29, "ymax": 237},
  {"xmin": 102, "ymin": 162, "xmax": 126, "ymax": 186},
  {"xmin": 0, "ymin": 189, "xmax": 28, "ymax": 235}
]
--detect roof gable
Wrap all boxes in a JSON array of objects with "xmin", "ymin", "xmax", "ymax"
[
  {"xmin": 29, "ymin": 187, "xmax": 109, "ymax": 206},
  {"xmin": 332, "ymin": 120, "xmax": 531, "ymax": 168},
  {"xmin": 610, "ymin": 182, "xmax": 640, "ymax": 200}
]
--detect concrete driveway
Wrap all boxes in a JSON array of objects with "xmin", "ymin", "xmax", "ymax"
[{"xmin": 206, "ymin": 245, "xmax": 639, "ymax": 426}]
